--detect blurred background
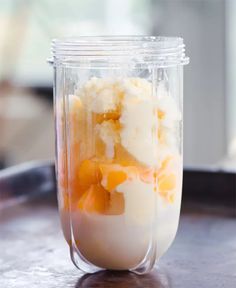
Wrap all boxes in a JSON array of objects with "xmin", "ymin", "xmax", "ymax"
[{"xmin": 0, "ymin": 0, "xmax": 235, "ymax": 170}]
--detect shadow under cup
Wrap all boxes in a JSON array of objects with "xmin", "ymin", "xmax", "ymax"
[{"xmin": 76, "ymin": 269, "xmax": 170, "ymax": 288}]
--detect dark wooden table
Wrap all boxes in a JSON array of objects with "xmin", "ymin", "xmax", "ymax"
[{"xmin": 1, "ymin": 195, "xmax": 236, "ymax": 288}]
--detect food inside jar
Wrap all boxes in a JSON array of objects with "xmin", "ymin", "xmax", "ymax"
[{"xmin": 58, "ymin": 77, "xmax": 182, "ymax": 270}]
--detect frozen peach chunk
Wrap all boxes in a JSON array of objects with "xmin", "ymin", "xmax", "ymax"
[
  {"xmin": 157, "ymin": 109, "xmax": 165, "ymax": 120},
  {"xmin": 77, "ymin": 184, "xmax": 110, "ymax": 214},
  {"xmin": 156, "ymin": 156, "xmax": 173, "ymax": 178},
  {"xmin": 78, "ymin": 159, "xmax": 102, "ymax": 190},
  {"xmin": 107, "ymin": 170, "xmax": 127, "ymax": 191},
  {"xmin": 58, "ymin": 146, "xmax": 84, "ymax": 208},
  {"xmin": 161, "ymin": 156, "xmax": 172, "ymax": 171},
  {"xmin": 100, "ymin": 164, "xmax": 128, "ymax": 192},
  {"xmin": 158, "ymin": 173, "xmax": 176, "ymax": 192},
  {"xmin": 154, "ymin": 156, "xmax": 179, "ymax": 203},
  {"xmin": 94, "ymin": 111, "xmax": 120, "ymax": 124}
]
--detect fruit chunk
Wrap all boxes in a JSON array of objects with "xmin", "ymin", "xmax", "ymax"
[
  {"xmin": 158, "ymin": 173, "xmax": 176, "ymax": 192},
  {"xmin": 100, "ymin": 164, "xmax": 128, "ymax": 192},
  {"xmin": 94, "ymin": 111, "xmax": 120, "ymax": 124},
  {"xmin": 157, "ymin": 109, "xmax": 165, "ymax": 120},
  {"xmin": 58, "ymin": 143, "xmax": 84, "ymax": 208},
  {"xmin": 153, "ymin": 156, "xmax": 178, "ymax": 203},
  {"xmin": 77, "ymin": 184, "xmax": 110, "ymax": 213},
  {"xmin": 78, "ymin": 159, "xmax": 102, "ymax": 190},
  {"xmin": 160, "ymin": 156, "xmax": 173, "ymax": 171},
  {"xmin": 107, "ymin": 170, "xmax": 127, "ymax": 191}
]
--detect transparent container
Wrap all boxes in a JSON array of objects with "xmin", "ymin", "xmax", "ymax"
[{"xmin": 49, "ymin": 36, "xmax": 189, "ymax": 274}]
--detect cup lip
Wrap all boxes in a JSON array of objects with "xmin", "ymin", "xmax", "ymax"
[{"xmin": 49, "ymin": 35, "xmax": 189, "ymax": 68}]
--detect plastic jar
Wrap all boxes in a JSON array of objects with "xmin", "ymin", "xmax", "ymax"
[{"xmin": 49, "ymin": 36, "xmax": 189, "ymax": 274}]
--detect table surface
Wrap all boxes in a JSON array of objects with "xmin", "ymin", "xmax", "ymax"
[{"xmin": 1, "ymin": 197, "xmax": 236, "ymax": 288}]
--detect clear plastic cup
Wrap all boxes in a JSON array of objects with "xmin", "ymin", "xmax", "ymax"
[{"xmin": 49, "ymin": 36, "xmax": 189, "ymax": 274}]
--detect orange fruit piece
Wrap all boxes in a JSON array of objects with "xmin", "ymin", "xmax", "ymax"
[
  {"xmin": 100, "ymin": 164, "xmax": 128, "ymax": 192},
  {"xmin": 157, "ymin": 109, "xmax": 165, "ymax": 120},
  {"xmin": 158, "ymin": 173, "xmax": 176, "ymax": 193},
  {"xmin": 77, "ymin": 184, "xmax": 110, "ymax": 213},
  {"xmin": 160, "ymin": 156, "xmax": 173, "ymax": 171},
  {"xmin": 94, "ymin": 111, "xmax": 120, "ymax": 124},
  {"xmin": 78, "ymin": 159, "xmax": 102, "ymax": 190}
]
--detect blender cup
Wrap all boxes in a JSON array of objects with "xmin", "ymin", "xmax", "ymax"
[{"xmin": 49, "ymin": 36, "xmax": 189, "ymax": 274}]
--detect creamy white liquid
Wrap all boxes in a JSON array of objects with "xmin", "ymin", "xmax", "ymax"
[{"xmin": 60, "ymin": 188, "xmax": 181, "ymax": 270}]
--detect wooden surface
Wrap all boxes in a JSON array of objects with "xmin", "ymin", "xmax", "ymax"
[{"xmin": 0, "ymin": 197, "xmax": 236, "ymax": 288}]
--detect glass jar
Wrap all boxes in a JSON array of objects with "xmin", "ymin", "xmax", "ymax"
[{"xmin": 49, "ymin": 36, "xmax": 189, "ymax": 274}]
